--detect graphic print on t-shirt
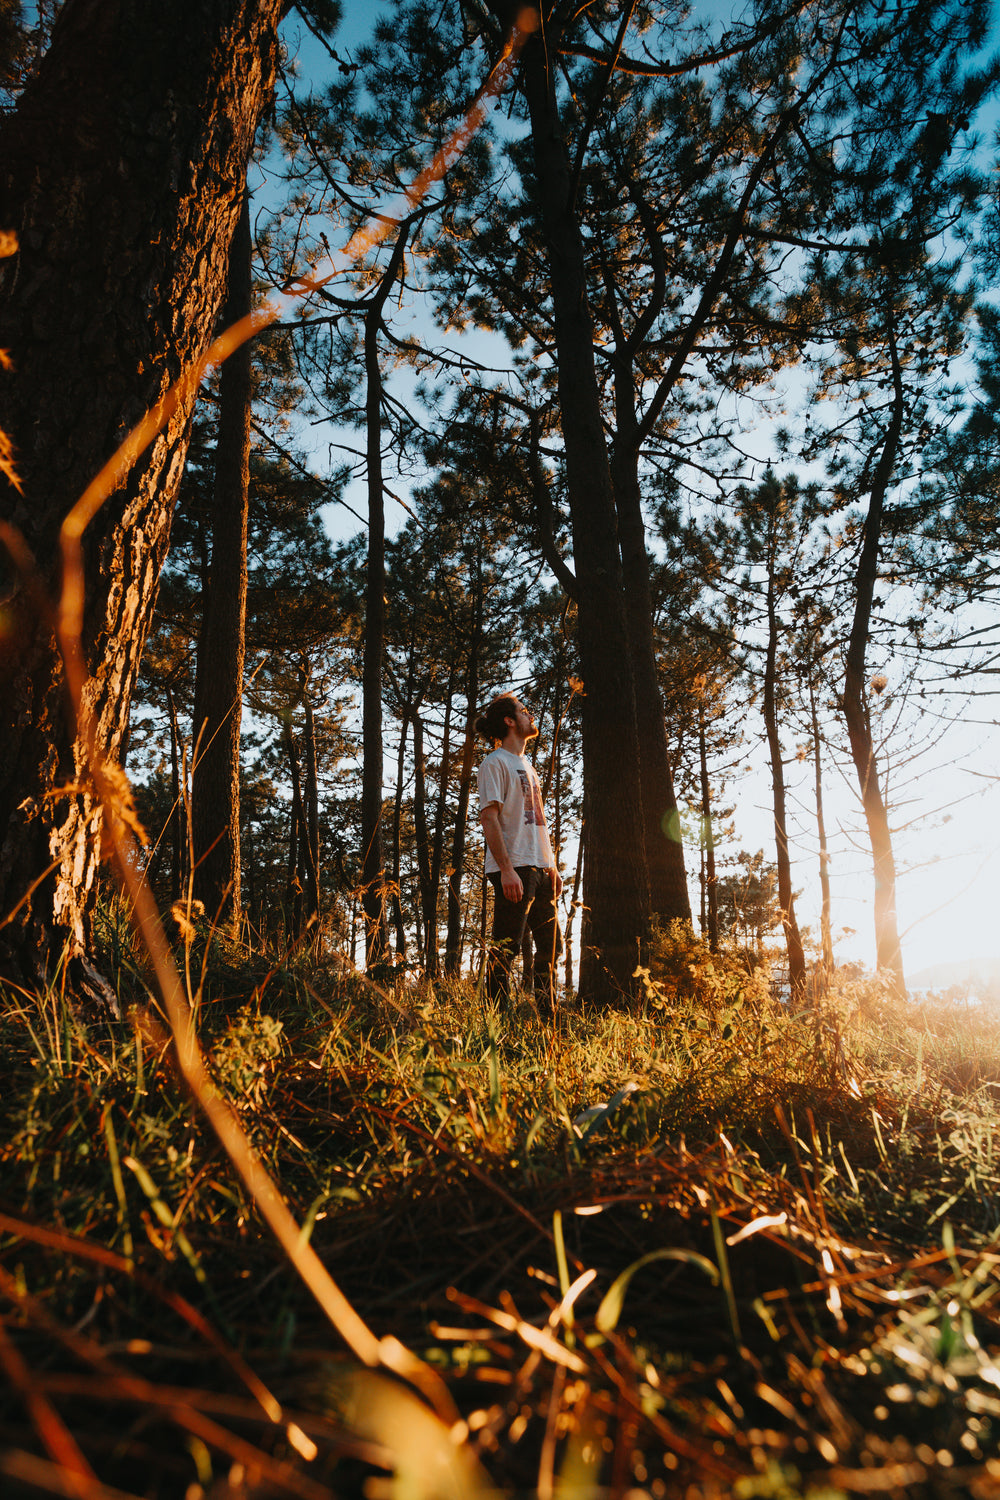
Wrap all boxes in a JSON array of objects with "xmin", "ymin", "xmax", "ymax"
[{"xmin": 517, "ymin": 768, "xmax": 546, "ymax": 827}]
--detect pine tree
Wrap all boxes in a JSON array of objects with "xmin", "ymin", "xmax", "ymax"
[{"xmin": 0, "ymin": 0, "xmax": 283, "ymax": 997}]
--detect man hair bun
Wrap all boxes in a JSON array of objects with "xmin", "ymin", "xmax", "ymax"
[{"xmin": 476, "ymin": 694, "xmax": 519, "ymax": 742}]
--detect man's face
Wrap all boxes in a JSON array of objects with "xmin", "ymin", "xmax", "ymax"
[{"xmin": 508, "ymin": 701, "xmax": 538, "ymax": 740}]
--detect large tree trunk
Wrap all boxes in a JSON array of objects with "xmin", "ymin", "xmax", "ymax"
[
  {"xmin": 610, "ymin": 440, "xmax": 691, "ymax": 929},
  {"xmin": 191, "ymin": 190, "xmax": 252, "ymax": 937},
  {"xmin": 518, "ymin": 25, "xmax": 649, "ymax": 1003},
  {"xmin": 0, "ymin": 0, "xmax": 281, "ymax": 989}
]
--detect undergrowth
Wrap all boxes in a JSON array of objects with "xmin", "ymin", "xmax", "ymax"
[{"xmin": 1, "ymin": 916, "xmax": 998, "ymax": 1498}]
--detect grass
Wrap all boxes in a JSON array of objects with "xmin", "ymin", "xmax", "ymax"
[{"xmin": 1, "ymin": 915, "xmax": 999, "ymax": 1498}]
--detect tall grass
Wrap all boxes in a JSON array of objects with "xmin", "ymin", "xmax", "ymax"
[{"xmin": 1, "ymin": 912, "xmax": 999, "ymax": 1497}]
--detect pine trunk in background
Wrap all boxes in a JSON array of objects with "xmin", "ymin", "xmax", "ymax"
[
  {"xmin": 426, "ymin": 664, "xmax": 458, "ymax": 979},
  {"xmin": 411, "ymin": 712, "xmax": 435, "ymax": 970},
  {"xmin": 763, "ymin": 558, "xmax": 806, "ymax": 1004},
  {"xmin": 165, "ymin": 685, "xmax": 185, "ymax": 911},
  {"xmin": 698, "ymin": 710, "xmax": 718, "ymax": 952},
  {"xmin": 445, "ymin": 581, "xmax": 481, "ymax": 976},
  {"xmin": 360, "ymin": 224, "xmax": 410, "ymax": 969},
  {"xmin": 810, "ymin": 680, "xmax": 835, "ymax": 982},
  {"xmin": 0, "ymin": 0, "xmax": 282, "ymax": 994},
  {"xmin": 842, "ymin": 316, "xmax": 907, "ymax": 998},
  {"xmin": 191, "ymin": 190, "xmax": 252, "ymax": 937},
  {"xmin": 302, "ymin": 693, "xmax": 321, "ymax": 945},
  {"xmin": 390, "ymin": 709, "xmax": 410, "ymax": 957}
]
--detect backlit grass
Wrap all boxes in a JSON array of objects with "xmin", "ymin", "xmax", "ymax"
[{"xmin": 1, "ymin": 916, "xmax": 998, "ymax": 1498}]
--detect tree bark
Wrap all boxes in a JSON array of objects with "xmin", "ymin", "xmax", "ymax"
[
  {"xmin": 191, "ymin": 190, "xmax": 252, "ymax": 937},
  {"xmin": 411, "ymin": 710, "xmax": 435, "ymax": 970},
  {"xmin": 698, "ymin": 708, "xmax": 718, "ymax": 952},
  {"xmin": 165, "ymin": 685, "xmax": 185, "ymax": 911},
  {"xmin": 301, "ymin": 690, "xmax": 321, "ymax": 944},
  {"xmin": 842, "ymin": 317, "xmax": 907, "ymax": 997},
  {"xmin": 763, "ymin": 567, "xmax": 807, "ymax": 1004},
  {"xmin": 361, "ymin": 223, "xmax": 410, "ymax": 969},
  {"xmin": 390, "ymin": 707, "xmax": 410, "ymax": 958},
  {"xmin": 810, "ymin": 679, "xmax": 835, "ymax": 983},
  {"xmin": 444, "ymin": 575, "xmax": 481, "ymax": 976},
  {"xmin": 0, "ymin": 0, "xmax": 282, "ymax": 988},
  {"xmin": 517, "ymin": 23, "xmax": 649, "ymax": 1003},
  {"xmin": 425, "ymin": 664, "xmax": 457, "ymax": 980},
  {"xmin": 610, "ymin": 438, "xmax": 691, "ymax": 928}
]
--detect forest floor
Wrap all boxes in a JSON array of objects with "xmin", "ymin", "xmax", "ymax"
[{"xmin": 1, "ymin": 912, "xmax": 999, "ymax": 1500}]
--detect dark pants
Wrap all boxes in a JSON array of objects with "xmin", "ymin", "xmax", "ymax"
[{"xmin": 485, "ymin": 866, "xmax": 563, "ymax": 1014}]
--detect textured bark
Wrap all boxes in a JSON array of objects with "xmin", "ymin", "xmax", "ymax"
[
  {"xmin": 517, "ymin": 25, "xmax": 650, "ymax": 1003},
  {"xmin": 191, "ymin": 191, "xmax": 251, "ymax": 936},
  {"xmin": 0, "ymin": 0, "xmax": 282, "ymax": 984},
  {"xmin": 610, "ymin": 441, "xmax": 691, "ymax": 928}
]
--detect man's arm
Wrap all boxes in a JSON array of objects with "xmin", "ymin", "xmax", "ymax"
[{"xmin": 480, "ymin": 804, "xmax": 523, "ymax": 902}]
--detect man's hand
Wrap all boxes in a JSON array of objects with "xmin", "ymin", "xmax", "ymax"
[
  {"xmin": 551, "ymin": 867, "xmax": 563, "ymax": 898},
  {"xmin": 481, "ymin": 804, "xmax": 523, "ymax": 902}
]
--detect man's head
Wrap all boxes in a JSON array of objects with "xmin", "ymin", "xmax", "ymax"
[{"xmin": 475, "ymin": 694, "xmax": 537, "ymax": 747}]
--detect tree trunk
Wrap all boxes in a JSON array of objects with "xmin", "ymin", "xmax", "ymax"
[
  {"xmin": 518, "ymin": 26, "xmax": 649, "ymax": 1003},
  {"xmin": 698, "ymin": 709, "xmax": 718, "ymax": 952},
  {"xmin": 191, "ymin": 189, "xmax": 252, "ymax": 937},
  {"xmin": 842, "ymin": 316, "xmax": 907, "ymax": 997},
  {"xmin": 361, "ymin": 224, "xmax": 410, "ymax": 970},
  {"xmin": 810, "ymin": 679, "xmax": 835, "ymax": 982},
  {"xmin": 411, "ymin": 710, "xmax": 435, "ymax": 971},
  {"xmin": 165, "ymin": 685, "xmax": 185, "ymax": 911},
  {"xmin": 302, "ymin": 691, "xmax": 321, "ymax": 944},
  {"xmin": 426, "ymin": 666, "xmax": 458, "ymax": 980},
  {"xmin": 564, "ymin": 815, "xmax": 585, "ymax": 993},
  {"xmin": 285, "ymin": 754, "xmax": 301, "ymax": 943},
  {"xmin": 609, "ymin": 439, "xmax": 691, "ymax": 930},
  {"xmin": 763, "ymin": 564, "xmax": 806, "ymax": 1004},
  {"xmin": 390, "ymin": 707, "xmax": 410, "ymax": 958},
  {"xmin": 445, "ymin": 584, "xmax": 481, "ymax": 976},
  {"xmin": 0, "ymin": 0, "xmax": 281, "ymax": 989}
]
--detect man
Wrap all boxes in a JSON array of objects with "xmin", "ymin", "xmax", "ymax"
[{"xmin": 475, "ymin": 693, "xmax": 563, "ymax": 1015}]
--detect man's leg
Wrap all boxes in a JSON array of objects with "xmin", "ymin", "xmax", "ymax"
[
  {"xmin": 526, "ymin": 872, "xmax": 563, "ymax": 1017},
  {"xmin": 486, "ymin": 869, "xmax": 537, "ymax": 1008}
]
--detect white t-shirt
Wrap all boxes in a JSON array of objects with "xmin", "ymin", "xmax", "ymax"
[{"xmin": 477, "ymin": 748, "xmax": 555, "ymax": 876}]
